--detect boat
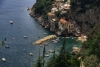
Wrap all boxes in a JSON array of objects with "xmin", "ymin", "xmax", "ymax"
[
  {"xmin": 13, "ymin": 38, "xmax": 15, "ymax": 40},
  {"xmin": 2, "ymin": 58, "xmax": 6, "ymax": 62},
  {"xmin": 10, "ymin": 21, "xmax": 13, "ymax": 24},
  {"xmin": 5, "ymin": 45, "xmax": 10, "ymax": 48},
  {"xmin": 24, "ymin": 36, "xmax": 28, "ymax": 38},
  {"xmin": 30, "ymin": 53, "xmax": 33, "ymax": 56},
  {"xmin": 45, "ymin": 53, "xmax": 49, "ymax": 57},
  {"xmin": 55, "ymin": 37, "xmax": 60, "ymax": 41},
  {"xmin": 40, "ymin": 45, "xmax": 42, "ymax": 47},
  {"xmin": 44, "ymin": 43, "xmax": 48, "ymax": 46},
  {"xmin": 52, "ymin": 40, "xmax": 57, "ymax": 43},
  {"xmin": 23, "ymin": 49, "xmax": 26, "ymax": 51},
  {"xmin": 49, "ymin": 50, "xmax": 54, "ymax": 53},
  {"xmin": 18, "ymin": 26, "xmax": 20, "ymax": 28},
  {"xmin": 44, "ymin": 33, "xmax": 47, "ymax": 35},
  {"xmin": 27, "ymin": 7, "xmax": 31, "ymax": 10},
  {"xmin": 66, "ymin": 37, "xmax": 70, "ymax": 38}
]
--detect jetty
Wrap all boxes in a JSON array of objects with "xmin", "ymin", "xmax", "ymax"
[{"xmin": 33, "ymin": 35, "xmax": 56, "ymax": 45}]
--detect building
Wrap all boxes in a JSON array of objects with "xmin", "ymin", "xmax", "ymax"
[
  {"xmin": 68, "ymin": 22, "xmax": 74, "ymax": 33},
  {"xmin": 48, "ymin": 12, "xmax": 57, "ymax": 31},
  {"xmin": 59, "ymin": 18, "xmax": 75, "ymax": 34},
  {"xmin": 64, "ymin": 1, "xmax": 71, "ymax": 10},
  {"xmin": 51, "ymin": 7, "xmax": 58, "ymax": 13},
  {"xmin": 59, "ymin": 19, "xmax": 68, "ymax": 32},
  {"xmin": 55, "ymin": 0, "xmax": 64, "ymax": 8}
]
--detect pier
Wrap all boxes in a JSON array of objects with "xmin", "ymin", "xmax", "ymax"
[{"xmin": 33, "ymin": 35, "xmax": 56, "ymax": 45}]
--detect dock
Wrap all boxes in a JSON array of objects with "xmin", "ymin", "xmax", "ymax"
[{"xmin": 33, "ymin": 35, "xmax": 56, "ymax": 45}]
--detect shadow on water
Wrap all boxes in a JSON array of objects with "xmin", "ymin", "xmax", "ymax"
[{"xmin": 0, "ymin": 38, "xmax": 6, "ymax": 49}]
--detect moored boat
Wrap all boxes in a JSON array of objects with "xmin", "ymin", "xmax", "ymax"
[
  {"xmin": 10, "ymin": 21, "xmax": 13, "ymax": 24},
  {"xmin": 45, "ymin": 53, "xmax": 49, "ymax": 57},
  {"xmin": 24, "ymin": 36, "xmax": 28, "ymax": 38},
  {"xmin": 2, "ymin": 58, "xmax": 6, "ymax": 62},
  {"xmin": 49, "ymin": 50, "xmax": 54, "ymax": 53},
  {"xmin": 30, "ymin": 53, "xmax": 33, "ymax": 56}
]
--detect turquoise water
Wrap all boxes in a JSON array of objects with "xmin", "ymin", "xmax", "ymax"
[{"xmin": 0, "ymin": 0, "xmax": 82, "ymax": 67}]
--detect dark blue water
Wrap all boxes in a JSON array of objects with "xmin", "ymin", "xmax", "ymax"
[{"xmin": 0, "ymin": 0, "xmax": 82, "ymax": 67}]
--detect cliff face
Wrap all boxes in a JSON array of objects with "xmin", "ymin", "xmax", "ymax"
[
  {"xmin": 30, "ymin": 0, "xmax": 100, "ymax": 36},
  {"xmin": 67, "ymin": 0, "xmax": 100, "ymax": 34}
]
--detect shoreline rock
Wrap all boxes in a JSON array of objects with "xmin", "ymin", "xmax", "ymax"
[{"xmin": 71, "ymin": 46, "xmax": 80, "ymax": 55}]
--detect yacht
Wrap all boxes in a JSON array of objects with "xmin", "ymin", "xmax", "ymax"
[{"xmin": 2, "ymin": 58, "xmax": 6, "ymax": 62}]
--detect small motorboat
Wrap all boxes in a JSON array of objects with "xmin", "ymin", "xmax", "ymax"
[
  {"xmin": 2, "ymin": 58, "xmax": 6, "ymax": 62},
  {"xmin": 40, "ymin": 45, "xmax": 42, "ymax": 47},
  {"xmin": 24, "ymin": 36, "xmax": 28, "ymax": 38},
  {"xmin": 5, "ymin": 45, "xmax": 10, "ymax": 48},
  {"xmin": 27, "ymin": 7, "xmax": 31, "ymax": 10},
  {"xmin": 30, "ymin": 53, "xmax": 33, "ymax": 56},
  {"xmin": 13, "ymin": 38, "xmax": 15, "ymax": 40},
  {"xmin": 44, "ymin": 33, "xmax": 47, "ymax": 35},
  {"xmin": 49, "ymin": 50, "xmax": 54, "ymax": 53},
  {"xmin": 45, "ymin": 53, "xmax": 49, "ymax": 57},
  {"xmin": 23, "ymin": 49, "xmax": 26, "ymax": 52},
  {"xmin": 10, "ymin": 21, "xmax": 13, "ymax": 24},
  {"xmin": 18, "ymin": 26, "xmax": 20, "ymax": 28},
  {"xmin": 66, "ymin": 37, "xmax": 70, "ymax": 38},
  {"xmin": 44, "ymin": 43, "xmax": 48, "ymax": 46},
  {"xmin": 52, "ymin": 40, "xmax": 57, "ymax": 43}
]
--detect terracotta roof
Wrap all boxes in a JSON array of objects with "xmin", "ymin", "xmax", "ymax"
[{"xmin": 60, "ymin": 19, "xmax": 67, "ymax": 23}]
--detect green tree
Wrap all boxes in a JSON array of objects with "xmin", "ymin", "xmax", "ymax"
[
  {"xmin": 43, "ymin": 45, "xmax": 46, "ymax": 66},
  {"xmin": 53, "ymin": 38, "xmax": 71, "ymax": 67},
  {"xmin": 83, "ymin": 55, "xmax": 99, "ymax": 67},
  {"xmin": 33, "ymin": 48, "xmax": 42, "ymax": 67}
]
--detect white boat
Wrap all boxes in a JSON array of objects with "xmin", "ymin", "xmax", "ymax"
[
  {"xmin": 10, "ymin": 21, "xmax": 13, "ymax": 24},
  {"xmin": 30, "ymin": 53, "xmax": 33, "ymax": 56},
  {"xmin": 45, "ymin": 53, "xmax": 49, "ymax": 57},
  {"xmin": 49, "ymin": 50, "xmax": 54, "ymax": 53},
  {"xmin": 13, "ymin": 38, "xmax": 15, "ymax": 40},
  {"xmin": 66, "ymin": 37, "xmax": 70, "ymax": 38},
  {"xmin": 44, "ymin": 43, "xmax": 48, "ymax": 46},
  {"xmin": 2, "ymin": 58, "xmax": 6, "ymax": 62},
  {"xmin": 40, "ymin": 45, "xmax": 42, "ymax": 47},
  {"xmin": 24, "ymin": 36, "xmax": 28, "ymax": 38},
  {"xmin": 44, "ymin": 33, "xmax": 47, "ymax": 35},
  {"xmin": 55, "ymin": 37, "xmax": 60, "ymax": 41},
  {"xmin": 52, "ymin": 40, "xmax": 57, "ymax": 43},
  {"xmin": 23, "ymin": 49, "xmax": 26, "ymax": 52},
  {"xmin": 5, "ymin": 45, "xmax": 10, "ymax": 48}
]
